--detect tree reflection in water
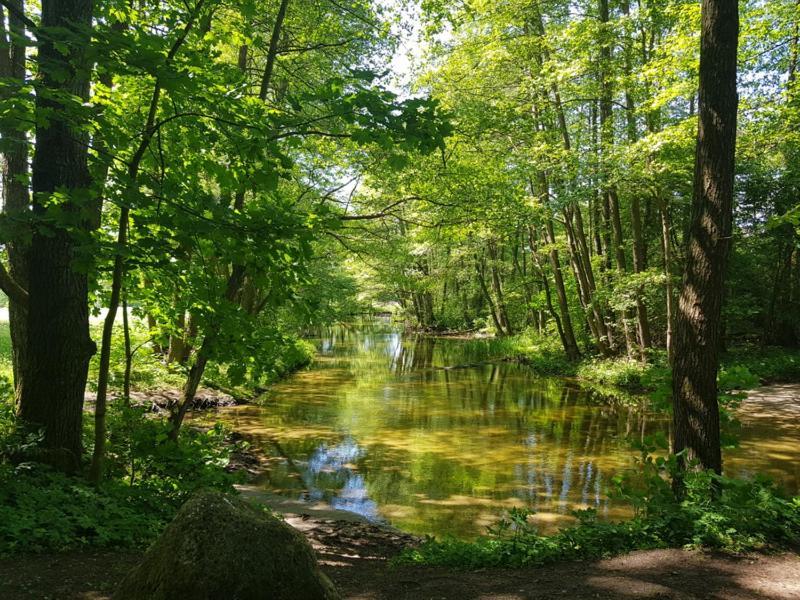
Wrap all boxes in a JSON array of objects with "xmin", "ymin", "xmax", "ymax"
[{"xmin": 218, "ymin": 322, "xmax": 799, "ymax": 539}]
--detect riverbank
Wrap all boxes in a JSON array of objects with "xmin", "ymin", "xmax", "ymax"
[
  {"xmin": 423, "ymin": 328, "xmax": 800, "ymax": 396},
  {"xmin": 2, "ymin": 527, "xmax": 799, "ymax": 599}
]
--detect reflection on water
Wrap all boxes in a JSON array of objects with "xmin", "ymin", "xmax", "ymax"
[{"xmin": 218, "ymin": 323, "xmax": 800, "ymax": 539}]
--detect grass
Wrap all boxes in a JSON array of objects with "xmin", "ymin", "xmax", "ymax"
[{"xmin": 0, "ymin": 322, "xmax": 11, "ymax": 382}]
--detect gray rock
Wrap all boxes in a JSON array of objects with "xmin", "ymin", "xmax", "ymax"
[{"xmin": 114, "ymin": 490, "xmax": 340, "ymax": 600}]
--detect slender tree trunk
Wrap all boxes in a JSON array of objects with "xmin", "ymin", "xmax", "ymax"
[
  {"xmin": 0, "ymin": 0, "xmax": 29, "ymax": 401},
  {"xmin": 621, "ymin": 0, "xmax": 652, "ymax": 354},
  {"xmin": 169, "ymin": 3, "xmax": 288, "ymax": 439},
  {"xmin": 259, "ymin": 0, "xmax": 290, "ymax": 100},
  {"xmin": 488, "ymin": 240, "xmax": 513, "ymax": 335},
  {"xmin": 543, "ymin": 221, "xmax": 581, "ymax": 359},
  {"xmin": 631, "ymin": 192, "xmax": 652, "ymax": 351},
  {"xmin": 122, "ymin": 293, "xmax": 132, "ymax": 402},
  {"xmin": 89, "ymin": 215, "xmax": 127, "ymax": 483},
  {"xmin": 661, "ymin": 201, "xmax": 675, "ymax": 363},
  {"xmin": 167, "ymin": 310, "xmax": 187, "ymax": 363},
  {"xmin": 529, "ymin": 225, "xmax": 579, "ymax": 360},
  {"xmin": 599, "ymin": 0, "xmax": 635, "ymax": 356},
  {"xmin": 475, "ymin": 254, "xmax": 505, "ymax": 335},
  {"xmin": 91, "ymin": 2, "xmax": 207, "ymax": 482},
  {"xmin": 672, "ymin": 0, "xmax": 739, "ymax": 479}
]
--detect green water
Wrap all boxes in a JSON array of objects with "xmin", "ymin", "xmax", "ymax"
[{"xmin": 216, "ymin": 323, "xmax": 800, "ymax": 539}]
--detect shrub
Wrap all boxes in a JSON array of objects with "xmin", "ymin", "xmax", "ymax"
[{"xmin": 0, "ymin": 403, "xmax": 242, "ymax": 555}]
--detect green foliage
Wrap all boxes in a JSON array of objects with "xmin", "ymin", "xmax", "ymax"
[
  {"xmin": 0, "ymin": 322, "xmax": 11, "ymax": 382},
  {"xmin": 0, "ymin": 464, "xmax": 165, "ymax": 554},
  {"xmin": 101, "ymin": 406, "xmax": 241, "ymax": 500},
  {"xmin": 397, "ymin": 445, "xmax": 800, "ymax": 569},
  {"xmin": 505, "ymin": 330, "xmax": 575, "ymax": 375},
  {"xmin": 0, "ymin": 401, "xmax": 241, "ymax": 555},
  {"xmin": 576, "ymin": 354, "xmax": 670, "ymax": 392},
  {"xmin": 721, "ymin": 347, "xmax": 800, "ymax": 384}
]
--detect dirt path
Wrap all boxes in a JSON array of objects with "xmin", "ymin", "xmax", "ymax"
[{"xmin": 2, "ymin": 515, "xmax": 798, "ymax": 600}]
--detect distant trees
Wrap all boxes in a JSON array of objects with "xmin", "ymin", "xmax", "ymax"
[{"xmin": 350, "ymin": 0, "xmax": 795, "ymax": 370}]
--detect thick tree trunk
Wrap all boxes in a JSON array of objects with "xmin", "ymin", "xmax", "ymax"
[
  {"xmin": 672, "ymin": 0, "xmax": 739, "ymax": 478},
  {"xmin": 18, "ymin": 0, "xmax": 95, "ymax": 472}
]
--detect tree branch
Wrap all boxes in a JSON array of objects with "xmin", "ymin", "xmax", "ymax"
[
  {"xmin": 0, "ymin": 259, "xmax": 28, "ymax": 307},
  {"xmin": 0, "ymin": 0, "xmax": 37, "ymax": 34},
  {"xmin": 340, "ymin": 198, "xmax": 408, "ymax": 221}
]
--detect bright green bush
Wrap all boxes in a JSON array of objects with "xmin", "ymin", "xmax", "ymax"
[
  {"xmin": 575, "ymin": 356, "xmax": 670, "ymax": 391},
  {"xmin": 721, "ymin": 347, "xmax": 800, "ymax": 384}
]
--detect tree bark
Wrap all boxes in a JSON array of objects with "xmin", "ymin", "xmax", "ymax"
[
  {"xmin": 475, "ymin": 254, "xmax": 505, "ymax": 335},
  {"xmin": 529, "ymin": 225, "xmax": 579, "ymax": 360},
  {"xmin": 488, "ymin": 240, "xmax": 513, "ymax": 335},
  {"xmin": 660, "ymin": 201, "xmax": 675, "ymax": 363},
  {"xmin": 672, "ymin": 0, "xmax": 739, "ymax": 478},
  {"xmin": 0, "ymin": 0, "xmax": 29, "ymax": 401},
  {"xmin": 19, "ymin": 0, "xmax": 95, "ymax": 472}
]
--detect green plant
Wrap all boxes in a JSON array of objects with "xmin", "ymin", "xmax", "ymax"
[{"xmin": 0, "ymin": 402, "xmax": 243, "ymax": 555}]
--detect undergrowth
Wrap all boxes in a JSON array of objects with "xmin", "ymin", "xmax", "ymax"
[
  {"xmin": 496, "ymin": 329, "xmax": 800, "ymax": 397},
  {"xmin": 0, "ymin": 385, "xmax": 244, "ymax": 555}
]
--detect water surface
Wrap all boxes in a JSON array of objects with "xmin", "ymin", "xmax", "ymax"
[{"xmin": 217, "ymin": 324, "xmax": 800, "ymax": 538}]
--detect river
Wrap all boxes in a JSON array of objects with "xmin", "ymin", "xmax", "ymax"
[{"xmin": 215, "ymin": 322, "xmax": 800, "ymax": 539}]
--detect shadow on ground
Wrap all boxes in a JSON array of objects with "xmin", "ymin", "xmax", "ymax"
[{"xmin": 1, "ymin": 519, "xmax": 798, "ymax": 600}]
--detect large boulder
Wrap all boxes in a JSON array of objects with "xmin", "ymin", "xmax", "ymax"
[{"xmin": 114, "ymin": 490, "xmax": 340, "ymax": 600}]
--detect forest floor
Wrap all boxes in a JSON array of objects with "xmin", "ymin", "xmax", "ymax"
[{"xmin": 1, "ymin": 516, "xmax": 799, "ymax": 599}]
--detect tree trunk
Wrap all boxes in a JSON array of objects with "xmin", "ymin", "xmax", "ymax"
[
  {"xmin": 529, "ymin": 225, "xmax": 579, "ymax": 360},
  {"xmin": 543, "ymin": 221, "xmax": 581, "ymax": 359},
  {"xmin": 631, "ymin": 193, "xmax": 652, "ymax": 352},
  {"xmin": 475, "ymin": 254, "xmax": 505, "ymax": 335},
  {"xmin": 661, "ymin": 201, "xmax": 675, "ymax": 363},
  {"xmin": 18, "ymin": 0, "xmax": 95, "ymax": 472},
  {"xmin": 672, "ymin": 0, "xmax": 739, "ymax": 478},
  {"xmin": 621, "ymin": 0, "xmax": 653, "ymax": 354},
  {"xmin": 1, "ymin": 0, "xmax": 29, "ymax": 401},
  {"xmin": 167, "ymin": 311, "xmax": 188, "ymax": 364},
  {"xmin": 488, "ymin": 240, "xmax": 513, "ymax": 335},
  {"xmin": 122, "ymin": 293, "xmax": 132, "ymax": 401}
]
